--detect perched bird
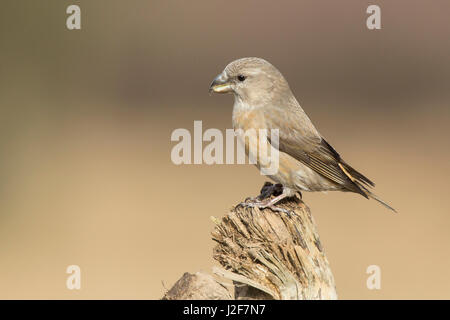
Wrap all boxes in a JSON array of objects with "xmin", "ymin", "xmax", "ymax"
[{"xmin": 209, "ymin": 57, "xmax": 396, "ymax": 213}]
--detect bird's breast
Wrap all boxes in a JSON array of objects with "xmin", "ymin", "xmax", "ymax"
[{"xmin": 232, "ymin": 104, "xmax": 266, "ymax": 132}]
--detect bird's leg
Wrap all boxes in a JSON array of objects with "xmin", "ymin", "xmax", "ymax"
[
  {"xmin": 238, "ymin": 186, "xmax": 294, "ymax": 217},
  {"xmin": 241, "ymin": 182, "xmax": 281, "ymax": 204}
]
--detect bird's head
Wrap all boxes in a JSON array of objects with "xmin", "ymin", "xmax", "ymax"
[{"xmin": 209, "ymin": 57, "xmax": 291, "ymax": 106}]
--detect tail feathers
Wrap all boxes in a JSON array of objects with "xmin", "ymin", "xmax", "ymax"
[
  {"xmin": 340, "ymin": 160, "xmax": 375, "ymax": 188},
  {"xmin": 367, "ymin": 190, "xmax": 397, "ymax": 213},
  {"xmin": 358, "ymin": 183, "xmax": 397, "ymax": 213},
  {"xmin": 337, "ymin": 161, "xmax": 396, "ymax": 213}
]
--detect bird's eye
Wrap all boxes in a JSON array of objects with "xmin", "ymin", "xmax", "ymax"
[{"xmin": 237, "ymin": 75, "xmax": 246, "ymax": 82}]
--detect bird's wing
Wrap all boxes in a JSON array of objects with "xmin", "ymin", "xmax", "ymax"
[{"xmin": 264, "ymin": 105, "xmax": 374, "ymax": 197}]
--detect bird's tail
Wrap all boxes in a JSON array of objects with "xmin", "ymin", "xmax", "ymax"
[
  {"xmin": 358, "ymin": 183, "xmax": 397, "ymax": 213},
  {"xmin": 338, "ymin": 161, "xmax": 397, "ymax": 213}
]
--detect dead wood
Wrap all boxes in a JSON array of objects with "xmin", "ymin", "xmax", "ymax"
[{"xmin": 164, "ymin": 196, "xmax": 337, "ymax": 300}]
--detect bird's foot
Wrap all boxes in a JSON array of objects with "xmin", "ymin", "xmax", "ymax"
[
  {"xmin": 238, "ymin": 190, "xmax": 294, "ymax": 217},
  {"xmin": 238, "ymin": 197, "xmax": 266, "ymax": 208},
  {"xmin": 237, "ymin": 182, "xmax": 298, "ymax": 217},
  {"xmin": 238, "ymin": 200, "xmax": 293, "ymax": 218},
  {"xmin": 238, "ymin": 182, "xmax": 281, "ymax": 206},
  {"xmin": 266, "ymin": 205, "xmax": 294, "ymax": 218}
]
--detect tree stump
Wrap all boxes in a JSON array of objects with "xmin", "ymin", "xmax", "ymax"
[{"xmin": 163, "ymin": 194, "xmax": 337, "ymax": 300}]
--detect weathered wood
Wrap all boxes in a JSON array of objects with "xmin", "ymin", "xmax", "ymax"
[
  {"xmin": 163, "ymin": 195, "xmax": 337, "ymax": 300},
  {"xmin": 162, "ymin": 271, "xmax": 232, "ymax": 300},
  {"xmin": 211, "ymin": 197, "xmax": 337, "ymax": 300}
]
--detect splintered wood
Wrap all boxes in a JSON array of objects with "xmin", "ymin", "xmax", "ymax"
[{"xmin": 211, "ymin": 198, "xmax": 337, "ymax": 300}]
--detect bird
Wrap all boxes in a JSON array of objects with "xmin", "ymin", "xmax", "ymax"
[{"xmin": 209, "ymin": 57, "xmax": 396, "ymax": 213}]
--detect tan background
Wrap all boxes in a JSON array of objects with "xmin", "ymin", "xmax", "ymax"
[{"xmin": 0, "ymin": 0, "xmax": 449, "ymax": 299}]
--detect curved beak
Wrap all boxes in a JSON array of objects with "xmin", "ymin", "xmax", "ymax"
[{"xmin": 209, "ymin": 73, "xmax": 232, "ymax": 94}]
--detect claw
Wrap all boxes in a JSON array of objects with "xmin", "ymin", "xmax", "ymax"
[
  {"xmin": 267, "ymin": 205, "xmax": 294, "ymax": 218},
  {"xmin": 237, "ymin": 183, "xmax": 294, "ymax": 217},
  {"xmin": 238, "ymin": 200, "xmax": 293, "ymax": 218},
  {"xmin": 237, "ymin": 201, "xmax": 257, "ymax": 209}
]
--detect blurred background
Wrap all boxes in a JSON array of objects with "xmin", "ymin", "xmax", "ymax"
[{"xmin": 0, "ymin": 0, "xmax": 449, "ymax": 299}]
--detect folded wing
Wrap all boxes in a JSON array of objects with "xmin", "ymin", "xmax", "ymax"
[{"xmin": 264, "ymin": 105, "xmax": 374, "ymax": 198}]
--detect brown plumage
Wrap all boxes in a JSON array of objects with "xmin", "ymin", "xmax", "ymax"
[{"xmin": 210, "ymin": 57, "xmax": 396, "ymax": 213}]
